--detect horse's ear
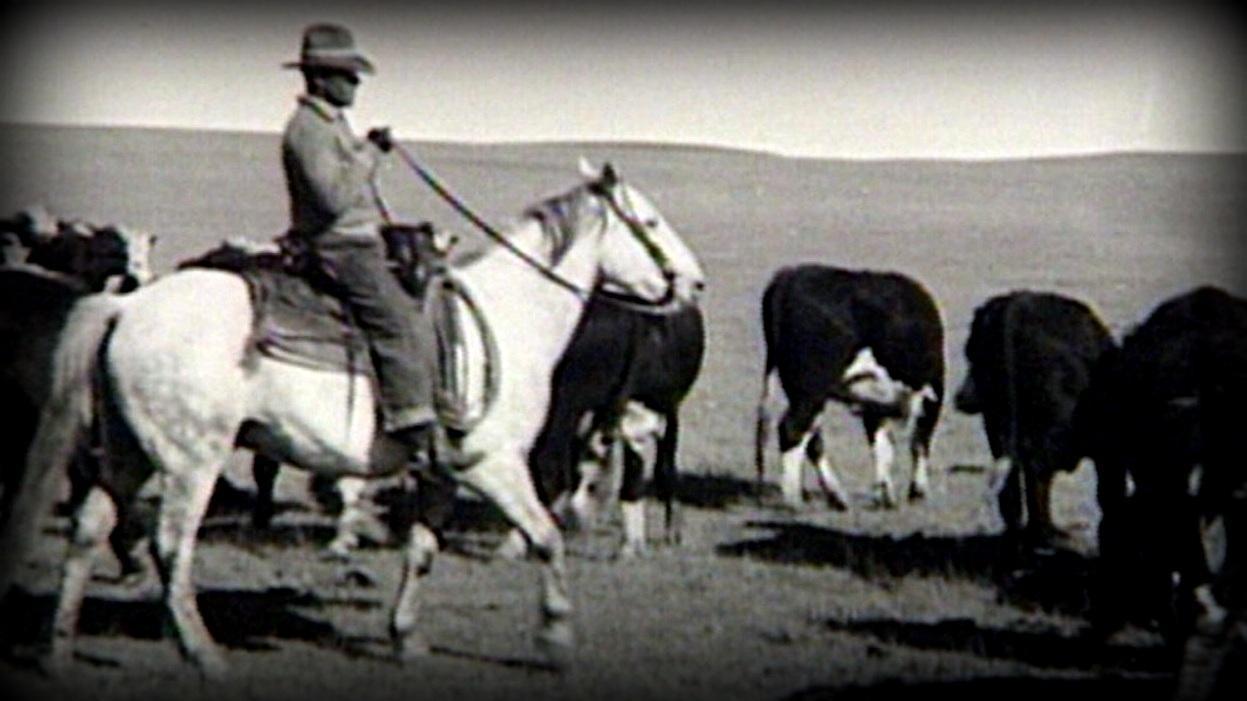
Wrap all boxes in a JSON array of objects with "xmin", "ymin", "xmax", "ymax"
[
  {"xmin": 600, "ymin": 162, "xmax": 617, "ymax": 186},
  {"xmin": 577, "ymin": 156, "xmax": 598, "ymax": 180}
]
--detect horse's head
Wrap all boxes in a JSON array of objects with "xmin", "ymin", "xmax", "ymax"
[
  {"xmin": 87, "ymin": 224, "xmax": 156, "ymax": 292},
  {"xmin": 578, "ymin": 158, "xmax": 705, "ymax": 310}
]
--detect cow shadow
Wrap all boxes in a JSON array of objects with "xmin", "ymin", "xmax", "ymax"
[
  {"xmin": 786, "ymin": 674, "xmax": 1174, "ymax": 701},
  {"xmin": 0, "ymin": 584, "xmax": 384, "ymax": 663},
  {"xmin": 676, "ymin": 472, "xmax": 765, "ymax": 510},
  {"xmin": 821, "ymin": 616, "xmax": 1171, "ymax": 674},
  {"xmin": 718, "ymin": 520, "xmax": 1095, "ymax": 616}
]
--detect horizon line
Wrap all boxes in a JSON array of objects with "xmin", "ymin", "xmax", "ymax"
[{"xmin": 5, "ymin": 119, "xmax": 1244, "ymax": 165}]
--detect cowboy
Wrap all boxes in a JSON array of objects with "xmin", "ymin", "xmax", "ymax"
[{"xmin": 281, "ymin": 23, "xmax": 478, "ymax": 469}]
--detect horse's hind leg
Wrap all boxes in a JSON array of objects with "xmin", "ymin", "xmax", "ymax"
[
  {"xmin": 148, "ymin": 449, "xmax": 233, "ymax": 680},
  {"xmin": 461, "ymin": 457, "xmax": 574, "ymax": 669},
  {"xmin": 45, "ymin": 486, "xmax": 118, "ymax": 671}
]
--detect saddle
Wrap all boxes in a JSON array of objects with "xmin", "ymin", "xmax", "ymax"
[{"xmin": 181, "ymin": 224, "xmax": 495, "ymax": 430}]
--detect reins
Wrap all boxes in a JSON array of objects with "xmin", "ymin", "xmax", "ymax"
[{"xmin": 391, "ymin": 143, "xmax": 680, "ymax": 315}]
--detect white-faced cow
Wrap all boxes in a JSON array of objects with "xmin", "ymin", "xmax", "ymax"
[
  {"xmin": 1075, "ymin": 285, "xmax": 1246, "ymax": 688},
  {"xmin": 755, "ymin": 264, "xmax": 944, "ymax": 510},
  {"xmin": 954, "ymin": 291, "xmax": 1115, "ymax": 547},
  {"xmin": 517, "ymin": 295, "xmax": 705, "ymax": 558}
]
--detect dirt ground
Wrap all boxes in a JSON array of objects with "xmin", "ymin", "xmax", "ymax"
[{"xmin": 2, "ymin": 126, "xmax": 1243, "ymax": 699}]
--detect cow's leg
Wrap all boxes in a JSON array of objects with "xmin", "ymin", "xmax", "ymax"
[
  {"xmin": 907, "ymin": 387, "xmax": 939, "ymax": 502},
  {"xmin": 996, "ymin": 458, "xmax": 1024, "ymax": 536},
  {"xmin": 653, "ymin": 411, "xmax": 682, "ymax": 545},
  {"xmin": 777, "ymin": 398, "xmax": 822, "ymax": 509},
  {"xmin": 390, "ymin": 475, "xmax": 455, "ymax": 658},
  {"xmin": 808, "ymin": 431, "xmax": 849, "ymax": 511},
  {"xmin": 458, "ymin": 456, "xmax": 574, "ymax": 668},
  {"xmin": 863, "ymin": 411, "xmax": 898, "ymax": 509},
  {"xmin": 45, "ymin": 486, "xmax": 117, "ymax": 671},
  {"xmin": 1026, "ymin": 468, "xmax": 1064, "ymax": 547},
  {"xmin": 251, "ymin": 454, "xmax": 280, "ymax": 529},
  {"xmin": 617, "ymin": 434, "xmax": 649, "ymax": 559}
]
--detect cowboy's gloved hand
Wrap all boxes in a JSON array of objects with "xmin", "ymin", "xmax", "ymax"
[{"xmin": 367, "ymin": 127, "xmax": 395, "ymax": 153}]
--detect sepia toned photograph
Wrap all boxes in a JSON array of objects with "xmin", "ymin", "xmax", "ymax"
[{"xmin": 1, "ymin": 1, "xmax": 1243, "ymax": 699}]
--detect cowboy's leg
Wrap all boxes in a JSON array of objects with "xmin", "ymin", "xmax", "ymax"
[{"xmin": 310, "ymin": 235, "xmax": 437, "ymax": 431}]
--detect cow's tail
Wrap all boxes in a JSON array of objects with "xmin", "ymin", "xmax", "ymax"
[
  {"xmin": 0, "ymin": 294, "xmax": 125, "ymax": 597},
  {"xmin": 755, "ymin": 272, "xmax": 785, "ymax": 504},
  {"xmin": 755, "ymin": 365, "xmax": 779, "ymax": 504},
  {"xmin": 1002, "ymin": 295, "xmax": 1022, "ymax": 479}
]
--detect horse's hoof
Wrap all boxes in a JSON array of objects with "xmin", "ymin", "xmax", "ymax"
[
  {"xmin": 615, "ymin": 541, "xmax": 649, "ymax": 561},
  {"xmin": 492, "ymin": 534, "xmax": 528, "ymax": 561},
  {"xmin": 778, "ymin": 498, "xmax": 805, "ymax": 513},
  {"xmin": 197, "ymin": 651, "xmax": 230, "ymax": 683},
  {"xmin": 393, "ymin": 632, "xmax": 432, "ymax": 661},
  {"xmin": 908, "ymin": 483, "xmax": 927, "ymax": 502},
  {"xmin": 321, "ymin": 539, "xmax": 356, "ymax": 562},
  {"xmin": 38, "ymin": 649, "xmax": 74, "ymax": 677},
  {"xmin": 536, "ymin": 622, "xmax": 575, "ymax": 672},
  {"xmin": 872, "ymin": 483, "xmax": 896, "ymax": 509},
  {"xmin": 825, "ymin": 490, "xmax": 850, "ymax": 511}
]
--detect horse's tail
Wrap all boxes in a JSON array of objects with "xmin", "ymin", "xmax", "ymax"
[{"xmin": 0, "ymin": 293, "xmax": 126, "ymax": 596}]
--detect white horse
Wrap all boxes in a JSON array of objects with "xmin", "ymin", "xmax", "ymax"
[{"xmin": 0, "ymin": 160, "xmax": 704, "ymax": 678}]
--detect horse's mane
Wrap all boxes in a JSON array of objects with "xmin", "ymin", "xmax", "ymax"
[
  {"xmin": 449, "ymin": 183, "xmax": 594, "ymax": 270},
  {"xmin": 522, "ymin": 184, "xmax": 595, "ymax": 267}
]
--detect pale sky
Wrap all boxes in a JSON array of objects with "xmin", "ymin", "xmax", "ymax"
[{"xmin": 2, "ymin": 2, "xmax": 1243, "ymax": 159}]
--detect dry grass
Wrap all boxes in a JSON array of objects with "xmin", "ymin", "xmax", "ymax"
[{"xmin": 1, "ymin": 125, "xmax": 1242, "ymax": 700}]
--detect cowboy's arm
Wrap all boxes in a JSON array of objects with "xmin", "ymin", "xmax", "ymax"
[{"xmin": 288, "ymin": 118, "xmax": 382, "ymax": 215}]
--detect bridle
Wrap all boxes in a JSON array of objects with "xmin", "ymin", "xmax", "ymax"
[{"xmin": 392, "ymin": 144, "xmax": 683, "ymax": 315}]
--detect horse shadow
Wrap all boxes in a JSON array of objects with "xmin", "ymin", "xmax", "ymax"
[
  {"xmin": 0, "ymin": 584, "xmax": 384, "ymax": 663},
  {"xmin": 717, "ymin": 520, "xmax": 1095, "ymax": 616}
]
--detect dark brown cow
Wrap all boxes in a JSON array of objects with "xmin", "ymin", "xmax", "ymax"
[
  {"xmin": 954, "ymin": 291, "xmax": 1114, "ymax": 547},
  {"xmin": 1075, "ymin": 286, "xmax": 1247, "ymax": 697}
]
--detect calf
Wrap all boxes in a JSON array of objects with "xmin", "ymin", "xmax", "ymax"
[
  {"xmin": 954, "ymin": 291, "xmax": 1114, "ymax": 546},
  {"xmin": 522, "ymin": 296, "xmax": 705, "ymax": 558},
  {"xmin": 755, "ymin": 264, "xmax": 944, "ymax": 509},
  {"xmin": 1075, "ymin": 286, "xmax": 1247, "ymax": 647}
]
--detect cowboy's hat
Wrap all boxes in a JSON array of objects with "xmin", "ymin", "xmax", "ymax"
[{"xmin": 282, "ymin": 23, "xmax": 375, "ymax": 75}]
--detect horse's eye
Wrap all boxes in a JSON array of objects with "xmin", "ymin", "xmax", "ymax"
[{"xmin": 643, "ymin": 218, "xmax": 659, "ymax": 228}]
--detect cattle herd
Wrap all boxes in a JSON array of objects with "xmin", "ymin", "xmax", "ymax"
[{"xmin": 1, "ymin": 202, "xmax": 1244, "ymax": 698}]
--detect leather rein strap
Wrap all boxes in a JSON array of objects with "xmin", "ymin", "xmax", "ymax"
[{"xmin": 392, "ymin": 143, "xmax": 680, "ymax": 315}]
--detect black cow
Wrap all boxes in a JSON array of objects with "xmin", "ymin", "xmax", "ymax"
[
  {"xmin": 0, "ymin": 269, "xmax": 151, "ymax": 582},
  {"xmin": 1075, "ymin": 286, "xmax": 1247, "ymax": 651},
  {"xmin": 755, "ymin": 264, "xmax": 944, "ymax": 510},
  {"xmin": 954, "ymin": 291, "xmax": 1115, "ymax": 546},
  {"xmin": 516, "ymin": 295, "xmax": 705, "ymax": 558}
]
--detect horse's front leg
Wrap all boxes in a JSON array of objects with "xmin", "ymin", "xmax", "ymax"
[
  {"xmin": 461, "ymin": 456, "xmax": 574, "ymax": 669},
  {"xmin": 390, "ymin": 475, "xmax": 455, "ymax": 659}
]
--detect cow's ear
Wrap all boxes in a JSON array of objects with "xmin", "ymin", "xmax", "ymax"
[{"xmin": 577, "ymin": 156, "xmax": 598, "ymax": 180}]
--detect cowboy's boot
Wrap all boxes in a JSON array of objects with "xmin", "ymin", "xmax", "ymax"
[{"xmin": 392, "ymin": 421, "xmax": 483, "ymax": 472}]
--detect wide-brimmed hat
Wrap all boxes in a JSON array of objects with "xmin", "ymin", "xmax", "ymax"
[{"xmin": 282, "ymin": 23, "xmax": 375, "ymax": 75}]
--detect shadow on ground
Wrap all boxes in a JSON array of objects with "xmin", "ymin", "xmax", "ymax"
[
  {"xmin": 786, "ymin": 674, "xmax": 1175, "ymax": 701},
  {"xmin": 824, "ymin": 616, "xmax": 1172, "ymax": 674},
  {"xmin": 718, "ymin": 520, "xmax": 1095, "ymax": 616},
  {"xmin": 0, "ymin": 585, "xmax": 382, "ymax": 659}
]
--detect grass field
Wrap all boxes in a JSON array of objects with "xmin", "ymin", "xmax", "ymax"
[{"xmin": 1, "ymin": 123, "xmax": 1244, "ymax": 700}]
